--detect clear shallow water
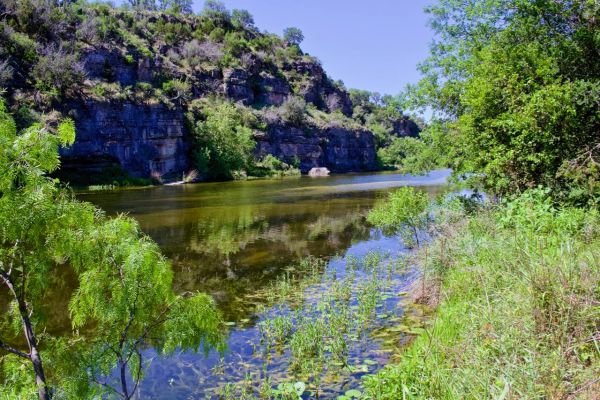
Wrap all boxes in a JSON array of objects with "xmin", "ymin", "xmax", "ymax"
[{"xmin": 78, "ymin": 169, "xmax": 451, "ymax": 398}]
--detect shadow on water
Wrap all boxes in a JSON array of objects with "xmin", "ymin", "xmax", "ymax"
[{"xmin": 75, "ymin": 170, "xmax": 451, "ymax": 398}]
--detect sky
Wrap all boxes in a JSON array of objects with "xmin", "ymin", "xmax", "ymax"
[{"xmin": 192, "ymin": 0, "xmax": 435, "ymax": 96}]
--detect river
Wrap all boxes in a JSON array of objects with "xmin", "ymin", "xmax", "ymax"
[{"xmin": 78, "ymin": 169, "xmax": 450, "ymax": 398}]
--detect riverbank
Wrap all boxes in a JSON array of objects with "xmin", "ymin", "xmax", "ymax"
[{"xmin": 363, "ymin": 190, "xmax": 600, "ymax": 399}]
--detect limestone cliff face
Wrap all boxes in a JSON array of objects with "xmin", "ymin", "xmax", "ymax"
[
  {"xmin": 254, "ymin": 125, "xmax": 377, "ymax": 173},
  {"xmin": 59, "ymin": 100, "xmax": 377, "ymax": 179},
  {"xmin": 59, "ymin": 101, "xmax": 190, "ymax": 179},
  {"xmin": 58, "ymin": 46, "xmax": 377, "ymax": 180}
]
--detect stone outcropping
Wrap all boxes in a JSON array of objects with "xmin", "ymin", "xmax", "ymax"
[
  {"xmin": 254, "ymin": 125, "xmax": 377, "ymax": 174},
  {"xmin": 59, "ymin": 100, "xmax": 190, "ymax": 180},
  {"xmin": 57, "ymin": 35, "xmax": 408, "ymax": 183},
  {"xmin": 59, "ymin": 101, "xmax": 377, "ymax": 181},
  {"xmin": 57, "ymin": 47, "xmax": 379, "ymax": 181}
]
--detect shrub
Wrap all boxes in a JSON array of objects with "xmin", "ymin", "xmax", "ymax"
[
  {"xmin": 0, "ymin": 59, "xmax": 14, "ymax": 86},
  {"xmin": 250, "ymin": 154, "xmax": 300, "ymax": 177},
  {"xmin": 1, "ymin": 25, "xmax": 38, "ymax": 64},
  {"xmin": 223, "ymin": 31, "xmax": 250, "ymax": 57},
  {"xmin": 367, "ymin": 186, "xmax": 430, "ymax": 247},
  {"xmin": 280, "ymin": 96, "xmax": 307, "ymax": 126},
  {"xmin": 32, "ymin": 45, "xmax": 85, "ymax": 97},
  {"xmin": 75, "ymin": 14, "xmax": 101, "ymax": 44},
  {"xmin": 162, "ymin": 79, "xmax": 191, "ymax": 101},
  {"xmin": 188, "ymin": 100, "xmax": 257, "ymax": 180},
  {"xmin": 120, "ymin": 29, "xmax": 152, "ymax": 57},
  {"xmin": 377, "ymin": 137, "xmax": 425, "ymax": 167}
]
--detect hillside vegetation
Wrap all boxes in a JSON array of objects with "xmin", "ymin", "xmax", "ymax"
[{"xmin": 0, "ymin": 0, "xmax": 422, "ymax": 183}]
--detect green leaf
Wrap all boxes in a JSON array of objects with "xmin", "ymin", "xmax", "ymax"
[{"xmin": 345, "ymin": 389, "xmax": 362, "ymax": 398}]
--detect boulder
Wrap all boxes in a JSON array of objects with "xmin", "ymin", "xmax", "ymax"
[{"xmin": 308, "ymin": 167, "xmax": 330, "ymax": 177}]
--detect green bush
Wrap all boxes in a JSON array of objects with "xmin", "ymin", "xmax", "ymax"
[
  {"xmin": 32, "ymin": 46, "xmax": 84, "ymax": 97},
  {"xmin": 188, "ymin": 100, "xmax": 257, "ymax": 180},
  {"xmin": 162, "ymin": 79, "xmax": 191, "ymax": 101},
  {"xmin": 377, "ymin": 137, "xmax": 425, "ymax": 168},
  {"xmin": 367, "ymin": 186, "xmax": 430, "ymax": 247},
  {"xmin": 280, "ymin": 96, "xmax": 307, "ymax": 126},
  {"xmin": 249, "ymin": 154, "xmax": 300, "ymax": 178}
]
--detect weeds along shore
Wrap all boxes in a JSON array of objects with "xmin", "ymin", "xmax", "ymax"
[{"xmin": 363, "ymin": 189, "xmax": 600, "ymax": 399}]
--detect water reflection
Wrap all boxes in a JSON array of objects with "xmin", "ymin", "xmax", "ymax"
[{"xmin": 80, "ymin": 170, "xmax": 450, "ymax": 321}]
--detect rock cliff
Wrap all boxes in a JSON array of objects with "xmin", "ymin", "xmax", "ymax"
[
  {"xmin": 254, "ymin": 125, "xmax": 377, "ymax": 174},
  {"xmin": 59, "ymin": 100, "xmax": 191, "ymax": 180},
  {"xmin": 1, "ymin": 5, "xmax": 415, "ymax": 183},
  {"xmin": 57, "ymin": 42, "xmax": 377, "ymax": 180}
]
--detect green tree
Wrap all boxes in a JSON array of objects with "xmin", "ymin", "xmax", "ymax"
[
  {"xmin": 158, "ymin": 0, "xmax": 193, "ymax": 14},
  {"xmin": 283, "ymin": 27, "xmax": 304, "ymax": 46},
  {"xmin": 0, "ymin": 100, "xmax": 223, "ymax": 399},
  {"xmin": 202, "ymin": 0, "xmax": 230, "ymax": 25},
  {"xmin": 189, "ymin": 100, "xmax": 257, "ymax": 180},
  {"xmin": 367, "ymin": 187, "xmax": 430, "ymax": 247},
  {"xmin": 404, "ymin": 0, "xmax": 600, "ymax": 204},
  {"xmin": 231, "ymin": 9, "xmax": 254, "ymax": 30},
  {"xmin": 125, "ymin": 0, "xmax": 157, "ymax": 10}
]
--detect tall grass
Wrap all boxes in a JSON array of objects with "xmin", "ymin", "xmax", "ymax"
[{"xmin": 364, "ymin": 190, "xmax": 600, "ymax": 399}]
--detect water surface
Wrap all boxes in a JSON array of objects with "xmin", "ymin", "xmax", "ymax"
[
  {"xmin": 79, "ymin": 170, "xmax": 450, "ymax": 398},
  {"xmin": 80, "ymin": 170, "xmax": 449, "ymax": 321}
]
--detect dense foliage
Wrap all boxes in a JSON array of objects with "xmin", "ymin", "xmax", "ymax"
[
  {"xmin": 0, "ymin": 100, "xmax": 223, "ymax": 399},
  {"xmin": 188, "ymin": 99, "xmax": 258, "ymax": 180},
  {"xmin": 186, "ymin": 98, "xmax": 301, "ymax": 180},
  {"xmin": 401, "ymin": 0, "xmax": 600, "ymax": 205}
]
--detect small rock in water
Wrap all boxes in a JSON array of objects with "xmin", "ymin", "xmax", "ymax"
[{"xmin": 308, "ymin": 167, "xmax": 330, "ymax": 177}]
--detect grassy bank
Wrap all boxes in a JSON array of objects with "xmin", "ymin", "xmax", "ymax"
[{"xmin": 364, "ymin": 190, "xmax": 600, "ymax": 399}]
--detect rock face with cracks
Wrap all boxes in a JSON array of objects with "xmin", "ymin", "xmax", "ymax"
[{"xmin": 58, "ymin": 46, "xmax": 379, "ymax": 180}]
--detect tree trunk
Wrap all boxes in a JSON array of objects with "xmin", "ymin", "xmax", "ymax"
[
  {"xmin": 120, "ymin": 359, "xmax": 130, "ymax": 400},
  {"xmin": 19, "ymin": 303, "xmax": 50, "ymax": 400},
  {"xmin": 1, "ymin": 271, "xmax": 50, "ymax": 400}
]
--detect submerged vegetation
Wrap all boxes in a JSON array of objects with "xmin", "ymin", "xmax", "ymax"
[{"xmin": 208, "ymin": 250, "xmax": 430, "ymax": 399}]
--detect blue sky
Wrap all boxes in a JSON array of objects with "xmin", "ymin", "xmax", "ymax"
[{"xmin": 192, "ymin": 0, "xmax": 435, "ymax": 96}]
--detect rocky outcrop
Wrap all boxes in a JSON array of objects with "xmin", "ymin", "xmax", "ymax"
[
  {"xmin": 255, "ymin": 72, "xmax": 290, "ymax": 106},
  {"xmin": 393, "ymin": 118, "xmax": 421, "ymax": 138},
  {"xmin": 59, "ymin": 100, "xmax": 190, "ymax": 180},
  {"xmin": 67, "ymin": 48, "xmax": 375, "ymax": 181},
  {"xmin": 254, "ymin": 125, "xmax": 377, "ymax": 174},
  {"xmin": 58, "ymin": 99, "xmax": 377, "ymax": 182},
  {"xmin": 222, "ymin": 68, "xmax": 254, "ymax": 104},
  {"xmin": 82, "ymin": 47, "xmax": 139, "ymax": 86},
  {"xmin": 287, "ymin": 59, "xmax": 352, "ymax": 116}
]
